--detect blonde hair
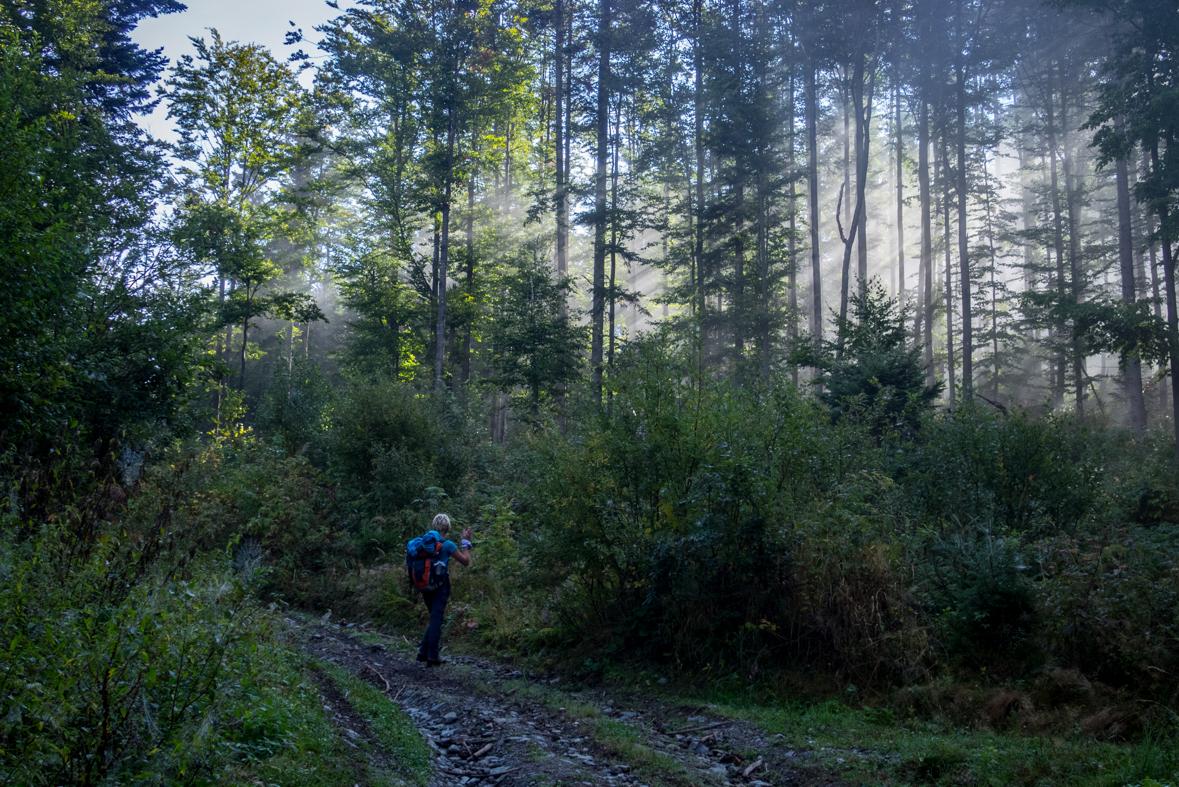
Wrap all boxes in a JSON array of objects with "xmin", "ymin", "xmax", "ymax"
[{"xmin": 431, "ymin": 513, "xmax": 451, "ymax": 535}]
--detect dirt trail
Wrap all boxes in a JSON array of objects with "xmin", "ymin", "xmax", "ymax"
[{"xmin": 291, "ymin": 618, "xmax": 849, "ymax": 787}]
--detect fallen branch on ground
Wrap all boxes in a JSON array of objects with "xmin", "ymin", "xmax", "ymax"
[
  {"xmin": 667, "ymin": 721, "xmax": 730, "ymax": 736},
  {"xmin": 365, "ymin": 663, "xmax": 391, "ymax": 692}
]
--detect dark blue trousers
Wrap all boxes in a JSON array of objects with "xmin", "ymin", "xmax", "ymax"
[{"xmin": 417, "ymin": 578, "xmax": 451, "ymax": 661}]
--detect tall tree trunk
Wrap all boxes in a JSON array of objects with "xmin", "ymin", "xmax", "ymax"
[
  {"xmin": 554, "ymin": 0, "xmax": 567, "ymax": 297},
  {"xmin": 843, "ymin": 76, "xmax": 851, "ymax": 229},
  {"xmin": 955, "ymin": 55, "xmax": 972, "ymax": 394},
  {"xmin": 1116, "ymin": 129, "xmax": 1147, "ymax": 435},
  {"xmin": 757, "ymin": 38, "xmax": 770, "ymax": 383},
  {"xmin": 981, "ymin": 103, "xmax": 1002, "ymax": 399},
  {"xmin": 462, "ymin": 158, "xmax": 475, "ymax": 384},
  {"xmin": 788, "ymin": 69, "xmax": 799, "ymax": 386},
  {"xmin": 937, "ymin": 134, "xmax": 956, "ymax": 405},
  {"xmin": 591, "ymin": 0, "xmax": 611, "ymax": 400},
  {"xmin": 435, "ymin": 105, "xmax": 457, "ymax": 391},
  {"xmin": 608, "ymin": 105, "xmax": 619, "ymax": 376},
  {"xmin": 1130, "ymin": 153, "xmax": 1148, "ymax": 301},
  {"xmin": 430, "ymin": 211, "xmax": 440, "ymax": 370},
  {"xmin": 855, "ymin": 83, "xmax": 868, "ymax": 291},
  {"xmin": 694, "ymin": 0, "xmax": 707, "ymax": 358},
  {"xmin": 214, "ymin": 276, "xmax": 225, "ymax": 416},
  {"xmin": 239, "ymin": 297, "xmax": 249, "ymax": 392},
  {"xmin": 1060, "ymin": 77, "xmax": 1085, "ymax": 416},
  {"xmin": 838, "ymin": 53, "xmax": 876, "ymax": 343},
  {"xmin": 1045, "ymin": 60, "xmax": 1067, "ymax": 409},
  {"xmin": 896, "ymin": 83, "xmax": 905, "ymax": 313},
  {"xmin": 1150, "ymin": 141, "xmax": 1179, "ymax": 463},
  {"xmin": 555, "ymin": 4, "xmax": 570, "ymax": 425},
  {"xmin": 1145, "ymin": 149, "xmax": 1165, "ymax": 416},
  {"xmin": 806, "ymin": 61, "xmax": 822, "ymax": 354},
  {"xmin": 919, "ymin": 99, "xmax": 934, "ymax": 383},
  {"xmin": 735, "ymin": 182, "xmax": 746, "ymax": 373}
]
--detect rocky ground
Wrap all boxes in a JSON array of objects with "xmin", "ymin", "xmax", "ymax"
[{"xmin": 292, "ymin": 617, "xmax": 850, "ymax": 787}]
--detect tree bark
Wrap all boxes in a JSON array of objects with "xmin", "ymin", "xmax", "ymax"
[
  {"xmin": 554, "ymin": 0, "xmax": 567, "ymax": 299},
  {"xmin": 591, "ymin": 0, "xmax": 611, "ymax": 401},
  {"xmin": 1060, "ymin": 75, "xmax": 1084, "ymax": 416},
  {"xmin": 462, "ymin": 155, "xmax": 475, "ymax": 384},
  {"xmin": 855, "ymin": 82, "xmax": 867, "ymax": 291},
  {"xmin": 937, "ymin": 133, "xmax": 956, "ymax": 405},
  {"xmin": 1044, "ymin": 60, "xmax": 1067, "ymax": 409},
  {"xmin": 896, "ymin": 83, "xmax": 905, "ymax": 313},
  {"xmin": 1116, "ymin": 133, "xmax": 1147, "ymax": 435},
  {"xmin": 806, "ymin": 60, "xmax": 822, "ymax": 353},
  {"xmin": 694, "ymin": 0, "xmax": 707, "ymax": 356},
  {"xmin": 1150, "ymin": 141, "xmax": 1179, "ymax": 462},
  {"xmin": 919, "ymin": 98, "xmax": 934, "ymax": 384},
  {"xmin": 955, "ymin": 55, "xmax": 971, "ymax": 394},
  {"xmin": 838, "ymin": 53, "xmax": 876, "ymax": 343},
  {"xmin": 435, "ymin": 104, "xmax": 457, "ymax": 391},
  {"xmin": 788, "ymin": 68, "xmax": 798, "ymax": 386}
]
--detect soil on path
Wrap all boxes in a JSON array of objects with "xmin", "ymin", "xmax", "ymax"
[{"xmin": 291, "ymin": 618, "xmax": 851, "ymax": 787}]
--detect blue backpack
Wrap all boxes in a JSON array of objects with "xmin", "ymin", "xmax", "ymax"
[{"xmin": 406, "ymin": 530, "xmax": 447, "ymax": 591}]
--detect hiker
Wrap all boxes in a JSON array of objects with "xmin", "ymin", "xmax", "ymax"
[{"xmin": 406, "ymin": 513, "xmax": 472, "ymax": 666}]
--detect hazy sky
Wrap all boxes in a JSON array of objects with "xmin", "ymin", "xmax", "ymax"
[{"xmin": 131, "ymin": 0, "xmax": 350, "ymax": 141}]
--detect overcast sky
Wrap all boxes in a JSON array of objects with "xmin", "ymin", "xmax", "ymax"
[{"xmin": 131, "ymin": 0, "xmax": 349, "ymax": 142}]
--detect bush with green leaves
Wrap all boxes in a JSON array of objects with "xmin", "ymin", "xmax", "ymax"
[
  {"xmin": 0, "ymin": 433, "xmax": 319, "ymax": 785},
  {"xmin": 800, "ymin": 279, "xmax": 942, "ymax": 433},
  {"xmin": 919, "ymin": 530, "xmax": 1041, "ymax": 677},
  {"xmin": 893, "ymin": 403, "xmax": 1102, "ymax": 536},
  {"xmin": 1035, "ymin": 525, "xmax": 1179, "ymax": 691},
  {"xmin": 506, "ymin": 336, "xmax": 926, "ymax": 682},
  {"xmin": 257, "ymin": 353, "xmax": 333, "ymax": 456},
  {"xmin": 326, "ymin": 378, "xmax": 484, "ymax": 525}
]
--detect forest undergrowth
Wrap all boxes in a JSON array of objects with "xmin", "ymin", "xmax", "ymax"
[{"xmin": 4, "ymin": 338, "xmax": 1178, "ymax": 786}]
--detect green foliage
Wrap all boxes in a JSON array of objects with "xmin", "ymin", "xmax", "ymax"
[
  {"xmin": 922, "ymin": 531, "xmax": 1041, "ymax": 676},
  {"xmin": 326, "ymin": 379, "xmax": 482, "ymax": 522},
  {"xmin": 1036, "ymin": 526, "xmax": 1179, "ymax": 690},
  {"xmin": 164, "ymin": 30, "xmax": 312, "ymax": 211},
  {"xmin": 894, "ymin": 403, "xmax": 1101, "ymax": 535},
  {"xmin": 0, "ymin": 434, "xmax": 322, "ymax": 784},
  {"xmin": 0, "ymin": 5, "xmax": 205, "ymax": 443},
  {"xmin": 487, "ymin": 245, "xmax": 587, "ymax": 417},
  {"xmin": 258, "ymin": 354, "xmax": 333, "ymax": 454},
  {"xmin": 333, "ymin": 242, "xmax": 423, "ymax": 379},
  {"xmin": 801, "ymin": 280, "xmax": 942, "ymax": 430},
  {"xmin": 510, "ymin": 335, "xmax": 922, "ymax": 679}
]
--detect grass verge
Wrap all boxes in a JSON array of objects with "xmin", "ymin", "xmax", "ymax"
[
  {"xmin": 697, "ymin": 694, "xmax": 1179, "ymax": 787},
  {"xmin": 320, "ymin": 661, "xmax": 434, "ymax": 785},
  {"xmin": 226, "ymin": 642, "xmax": 383, "ymax": 787}
]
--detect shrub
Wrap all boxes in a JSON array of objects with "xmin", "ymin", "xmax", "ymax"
[
  {"xmin": 1035, "ymin": 526, "xmax": 1179, "ymax": 692},
  {"xmin": 0, "ymin": 434, "xmax": 306, "ymax": 785},
  {"xmin": 813, "ymin": 279, "xmax": 942, "ymax": 433},
  {"xmin": 894, "ymin": 403, "xmax": 1101, "ymax": 536},
  {"xmin": 256, "ymin": 353, "xmax": 333, "ymax": 456},
  {"xmin": 512, "ymin": 338, "xmax": 926, "ymax": 682},
  {"xmin": 919, "ymin": 530, "xmax": 1041, "ymax": 677},
  {"xmin": 326, "ymin": 378, "xmax": 481, "ymax": 522}
]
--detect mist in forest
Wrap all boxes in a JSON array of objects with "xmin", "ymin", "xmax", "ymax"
[{"xmin": 160, "ymin": 0, "xmax": 1172, "ymax": 443}]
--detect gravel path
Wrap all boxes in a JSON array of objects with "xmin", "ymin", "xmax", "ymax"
[{"xmin": 292, "ymin": 618, "xmax": 850, "ymax": 787}]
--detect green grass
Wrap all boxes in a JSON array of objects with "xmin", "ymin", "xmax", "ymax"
[
  {"xmin": 227, "ymin": 643, "xmax": 386, "ymax": 787},
  {"xmin": 590, "ymin": 718, "xmax": 694, "ymax": 784},
  {"xmin": 320, "ymin": 661, "xmax": 433, "ymax": 785},
  {"xmin": 705, "ymin": 698, "xmax": 1179, "ymax": 787}
]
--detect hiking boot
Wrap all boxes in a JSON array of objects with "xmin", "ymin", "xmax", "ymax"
[
  {"xmin": 426, "ymin": 657, "xmax": 450, "ymax": 667},
  {"xmin": 416, "ymin": 652, "xmax": 428, "ymax": 663}
]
